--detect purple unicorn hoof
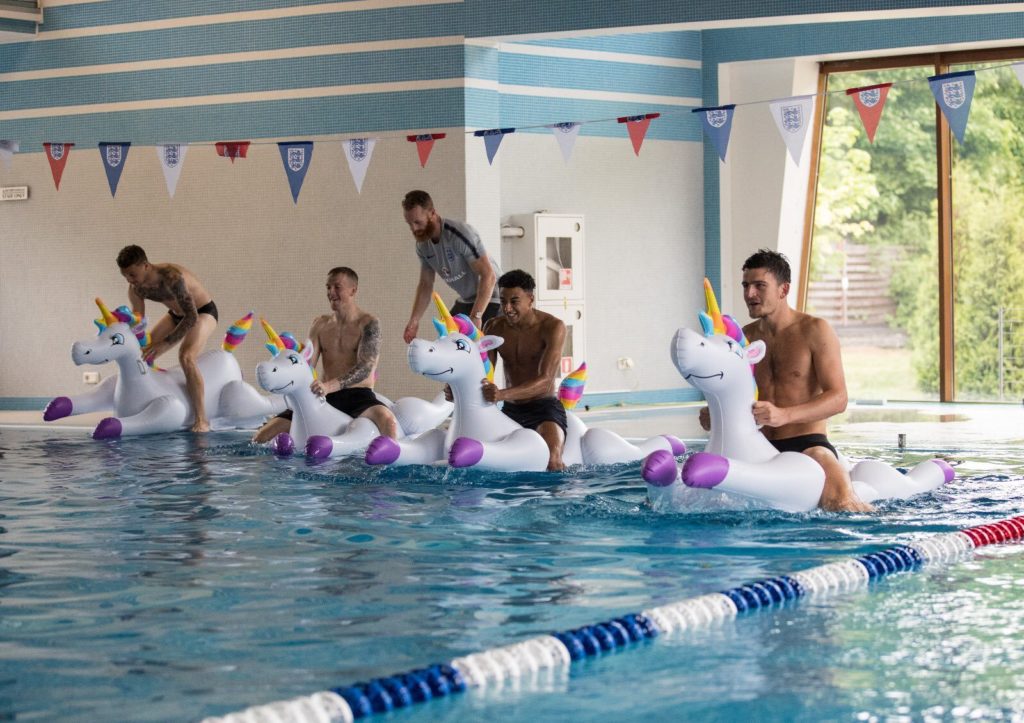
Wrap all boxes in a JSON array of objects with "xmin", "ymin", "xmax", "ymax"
[
  {"xmin": 365, "ymin": 436, "xmax": 401, "ymax": 465},
  {"xmin": 642, "ymin": 449, "xmax": 679, "ymax": 487},
  {"xmin": 93, "ymin": 417, "xmax": 123, "ymax": 440},
  {"xmin": 43, "ymin": 396, "xmax": 73, "ymax": 421},
  {"xmin": 663, "ymin": 435, "xmax": 687, "ymax": 456},
  {"xmin": 306, "ymin": 435, "xmax": 333, "ymax": 459},
  {"xmin": 449, "ymin": 437, "xmax": 484, "ymax": 468},
  {"xmin": 933, "ymin": 458, "xmax": 956, "ymax": 483},
  {"xmin": 681, "ymin": 452, "xmax": 730, "ymax": 489},
  {"xmin": 270, "ymin": 433, "xmax": 295, "ymax": 456}
]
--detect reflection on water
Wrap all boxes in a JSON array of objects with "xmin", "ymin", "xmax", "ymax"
[{"xmin": 0, "ymin": 426, "xmax": 1022, "ymax": 721}]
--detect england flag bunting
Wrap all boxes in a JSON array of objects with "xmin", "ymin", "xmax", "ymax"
[
  {"xmin": 98, "ymin": 142, "xmax": 131, "ymax": 197},
  {"xmin": 617, "ymin": 113, "xmax": 660, "ymax": 155},
  {"xmin": 474, "ymin": 128, "xmax": 515, "ymax": 165},
  {"xmin": 278, "ymin": 141, "xmax": 314, "ymax": 203},
  {"xmin": 692, "ymin": 105, "xmax": 735, "ymax": 162},
  {"xmin": 928, "ymin": 70, "xmax": 976, "ymax": 144},
  {"xmin": 846, "ymin": 83, "xmax": 892, "ymax": 144},
  {"xmin": 216, "ymin": 141, "xmax": 250, "ymax": 162},
  {"xmin": 156, "ymin": 144, "xmax": 188, "ymax": 199},
  {"xmin": 43, "ymin": 142, "xmax": 74, "ymax": 190},
  {"xmin": 407, "ymin": 133, "xmax": 446, "ymax": 168},
  {"xmin": 548, "ymin": 122, "xmax": 581, "ymax": 163},
  {"xmin": 768, "ymin": 95, "xmax": 815, "ymax": 164},
  {"xmin": 342, "ymin": 138, "xmax": 376, "ymax": 193}
]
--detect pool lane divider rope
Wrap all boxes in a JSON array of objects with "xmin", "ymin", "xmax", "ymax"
[{"xmin": 204, "ymin": 515, "xmax": 1024, "ymax": 723}]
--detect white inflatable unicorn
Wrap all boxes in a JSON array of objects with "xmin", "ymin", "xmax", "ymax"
[
  {"xmin": 44, "ymin": 299, "xmax": 286, "ymax": 438},
  {"xmin": 365, "ymin": 294, "xmax": 684, "ymax": 471},
  {"xmin": 641, "ymin": 280, "xmax": 954, "ymax": 512},
  {"xmin": 253, "ymin": 318, "xmax": 453, "ymax": 457}
]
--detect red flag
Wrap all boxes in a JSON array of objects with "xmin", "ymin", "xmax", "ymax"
[
  {"xmin": 43, "ymin": 142, "xmax": 74, "ymax": 190},
  {"xmin": 846, "ymin": 83, "xmax": 892, "ymax": 143},
  {"xmin": 617, "ymin": 113, "xmax": 660, "ymax": 156},
  {"xmin": 216, "ymin": 141, "xmax": 250, "ymax": 162},
  {"xmin": 407, "ymin": 133, "xmax": 446, "ymax": 168}
]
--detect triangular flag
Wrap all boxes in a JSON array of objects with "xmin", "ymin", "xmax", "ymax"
[
  {"xmin": 216, "ymin": 141, "xmax": 250, "ymax": 162},
  {"xmin": 473, "ymin": 128, "xmax": 515, "ymax": 165},
  {"xmin": 43, "ymin": 142, "xmax": 74, "ymax": 190},
  {"xmin": 278, "ymin": 141, "xmax": 314, "ymax": 203},
  {"xmin": 98, "ymin": 142, "xmax": 131, "ymax": 198},
  {"xmin": 156, "ymin": 144, "xmax": 188, "ymax": 198},
  {"xmin": 928, "ymin": 70, "xmax": 976, "ymax": 144},
  {"xmin": 846, "ymin": 83, "xmax": 892, "ymax": 143},
  {"xmin": 406, "ymin": 133, "xmax": 446, "ymax": 168},
  {"xmin": 617, "ymin": 113, "xmax": 660, "ymax": 155},
  {"xmin": 342, "ymin": 138, "xmax": 376, "ymax": 193},
  {"xmin": 0, "ymin": 141, "xmax": 18, "ymax": 170},
  {"xmin": 692, "ymin": 105, "xmax": 735, "ymax": 162},
  {"xmin": 768, "ymin": 95, "xmax": 815, "ymax": 164},
  {"xmin": 548, "ymin": 122, "xmax": 581, "ymax": 163}
]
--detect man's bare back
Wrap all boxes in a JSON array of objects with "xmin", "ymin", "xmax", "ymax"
[{"xmin": 128, "ymin": 263, "xmax": 212, "ymax": 320}]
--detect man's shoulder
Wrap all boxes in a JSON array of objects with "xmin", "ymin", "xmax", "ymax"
[{"xmin": 442, "ymin": 217, "xmax": 480, "ymax": 242}]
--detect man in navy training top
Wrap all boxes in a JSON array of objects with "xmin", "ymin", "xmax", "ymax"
[{"xmin": 401, "ymin": 189, "xmax": 502, "ymax": 343}]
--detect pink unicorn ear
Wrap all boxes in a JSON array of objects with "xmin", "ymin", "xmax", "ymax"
[
  {"xmin": 301, "ymin": 340, "xmax": 315, "ymax": 363},
  {"xmin": 745, "ymin": 339, "xmax": 767, "ymax": 364},
  {"xmin": 478, "ymin": 335, "xmax": 504, "ymax": 353}
]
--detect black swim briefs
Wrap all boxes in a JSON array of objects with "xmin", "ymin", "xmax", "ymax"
[
  {"xmin": 500, "ymin": 397, "xmax": 568, "ymax": 436},
  {"xmin": 168, "ymin": 300, "xmax": 219, "ymax": 324},
  {"xmin": 275, "ymin": 387, "xmax": 385, "ymax": 421},
  {"xmin": 769, "ymin": 433, "xmax": 838, "ymax": 459}
]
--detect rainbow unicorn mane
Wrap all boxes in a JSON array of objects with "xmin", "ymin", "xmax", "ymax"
[
  {"xmin": 431, "ymin": 292, "xmax": 494, "ymax": 382},
  {"xmin": 699, "ymin": 278, "xmax": 757, "ymax": 398}
]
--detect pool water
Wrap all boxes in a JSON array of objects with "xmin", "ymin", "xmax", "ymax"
[{"xmin": 0, "ymin": 423, "xmax": 1022, "ymax": 721}]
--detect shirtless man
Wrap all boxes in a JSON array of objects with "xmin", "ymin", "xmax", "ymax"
[
  {"xmin": 481, "ymin": 269, "xmax": 568, "ymax": 471},
  {"xmin": 700, "ymin": 249, "xmax": 872, "ymax": 512},
  {"xmin": 117, "ymin": 244, "xmax": 218, "ymax": 433},
  {"xmin": 252, "ymin": 267, "xmax": 398, "ymax": 443}
]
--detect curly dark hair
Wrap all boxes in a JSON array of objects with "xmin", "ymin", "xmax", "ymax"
[
  {"xmin": 498, "ymin": 269, "xmax": 536, "ymax": 293},
  {"xmin": 742, "ymin": 248, "xmax": 791, "ymax": 285}
]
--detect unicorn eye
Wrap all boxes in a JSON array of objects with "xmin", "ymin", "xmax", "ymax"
[
  {"xmin": 111, "ymin": 333, "xmax": 125, "ymax": 345},
  {"xmin": 454, "ymin": 339, "xmax": 468, "ymax": 351},
  {"xmin": 288, "ymin": 354, "xmax": 300, "ymax": 365}
]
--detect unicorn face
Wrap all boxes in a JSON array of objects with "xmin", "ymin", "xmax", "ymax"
[
  {"xmin": 408, "ymin": 333, "xmax": 502, "ymax": 382},
  {"xmin": 671, "ymin": 327, "xmax": 765, "ymax": 395},
  {"xmin": 72, "ymin": 322, "xmax": 142, "ymax": 366},
  {"xmin": 256, "ymin": 341, "xmax": 315, "ymax": 395}
]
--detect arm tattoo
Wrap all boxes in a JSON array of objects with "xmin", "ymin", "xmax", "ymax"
[
  {"xmin": 336, "ymin": 319, "xmax": 380, "ymax": 389},
  {"xmin": 163, "ymin": 270, "xmax": 197, "ymax": 345}
]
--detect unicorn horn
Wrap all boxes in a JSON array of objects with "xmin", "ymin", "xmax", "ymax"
[
  {"xmin": 95, "ymin": 297, "xmax": 118, "ymax": 327},
  {"xmin": 703, "ymin": 278, "xmax": 727, "ymax": 336},
  {"xmin": 260, "ymin": 317, "xmax": 285, "ymax": 350},
  {"xmin": 432, "ymin": 292, "xmax": 459, "ymax": 334}
]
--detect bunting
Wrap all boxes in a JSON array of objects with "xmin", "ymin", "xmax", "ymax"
[
  {"xmin": 98, "ymin": 142, "xmax": 131, "ymax": 197},
  {"xmin": 768, "ymin": 95, "xmax": 815, "ymax": 164},
  {"xmin": 156, "ymin": 144, "xmax": 188, "ymax": 199},
  {"xmin": 692, "ymin": 105, "xmax": 735, "ymax": 162},
  {"xmin": 407, "ymin": 133, "xmax": 445, "ymax": 168},
  {"xmin": 342, "ymin": 138, "xmax": 376, "ymax": 193},
  {"xmin": 0, "ymin": 141, "xmax": 18, "ymax": 170},
  {"xmin": 846, "ymin": 83, "xmax": 892, "ymax": 143},
  {"xmin": 278, "ymin": 141, "xmax": 314, "ymax": 203},
  {"xmin": 617, "ymin": 113, "xmax": 660, "ymax": 155},
  {"xmin": 548, "ymin": 122, "xmax": 581, "ymax": 163},
  {"xmin": 474, "ymin": 128, "xmax": 515, "ymax": 165},
  {"xmin": 928, "ymin": 70, "xmax": 976, "ymax": 144},
  {"xmin": 43, "ymin": 142, "xmax": 74, "ymax": 190},
  {"xmin": 216, "ymin": 141, "xmax": 250, "ymax": 162}
]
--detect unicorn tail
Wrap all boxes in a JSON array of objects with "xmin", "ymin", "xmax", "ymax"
[
  {"xmin": 222, "ymin": 311, "xmax": 255, "ymax": 352},
  {"xmin": 558, "ymin": 361, "xmax": 587, "ymax": 410}
]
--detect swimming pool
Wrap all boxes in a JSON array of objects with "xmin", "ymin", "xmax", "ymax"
[{"xmin": 1, "ymin": 406, "xmax": 1022, "ymax": 720}]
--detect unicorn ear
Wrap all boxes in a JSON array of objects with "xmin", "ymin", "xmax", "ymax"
[
  {"xmin": 478, "ymin": 335, "xmax": 504, "ymax": 353},
  {"xmin": 745, "ymin": 339, "xmax": 767, "ymax": 364},
  {"xmin": 698, "ymin": 311, "xmax": 715, "ymax": 337},
  {"xmin": 301, "ymin": 340, "xmax": 315, "ymax": 363}
]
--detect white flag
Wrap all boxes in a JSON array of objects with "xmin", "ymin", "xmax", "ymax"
[
  {"xmin": 548, "ymin": 122, "xmax": 580, "ymax": 163},
  {"xmin": 156, "ymin": 143, "xmax": 188, "ymax": 198},
  {"xmin": 342, "ymin": 138, "xmax": 376, "ymax": 194},
  {"xmin": 0, "ymin": 140, "xmax": 18, "ymax": 170},
  {"xmin": 768, "ymin": 95, "xmax": 815, "ymax": 165}
]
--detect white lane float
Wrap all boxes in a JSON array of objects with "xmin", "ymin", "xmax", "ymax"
[
  {"xmin": 641, "ymin": 280, "xmax": 955, "ymax": 512},
  {"xmin": 365, "ymin": 293, "xmax": 684, "ymax": 471},
  {"xmin": 254, "ymin": 318, "xmax": 453, "ymax": 457},
  {"xmin": 44, "ymin": 299, "xmax": 286, "ymax": 438}
]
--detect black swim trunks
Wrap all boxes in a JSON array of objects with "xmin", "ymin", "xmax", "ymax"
[
  {"xmin": 275, "ymin": 387, "xmax": 385, "ymax": 421},
  {"xmin": 500, "ymin": 397, "xmax": 568, "ymax": 436},
  {"xmin": 769, "ymin": 433, "xmax": 838, "ymax": 459},
  {"xmin": 168, "ymin": 300, "xmax": 219, "ymax": 324}
]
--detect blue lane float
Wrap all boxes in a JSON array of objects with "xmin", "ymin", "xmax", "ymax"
[{"xmin": 203, "ymin": 516, "xmax": 1024, "ymax": 723}]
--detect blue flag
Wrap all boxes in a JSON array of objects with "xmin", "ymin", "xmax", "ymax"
[
  {"xmin": 278, "ymin": 141, "xmax": 314, "ymax": 203},
  {"xmin": 474, "ymin": 128, "xmax": 515, "ymax": 165},
  {"xmin": 928, "ymin": 70, "xmax": 975, "ymax": 144},
  {"xmin": 99, "ymin": 142, "xmax": 130, "ymax": 197},
  {"xmin": 692, "ymin": 105, "xmax": 736, "ymax": 162}
]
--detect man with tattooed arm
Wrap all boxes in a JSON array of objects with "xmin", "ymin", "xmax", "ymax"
[
  {"xmin": 252, "ymin": 266, "xmax": 398, "ymax": 443},
  {"xmin": 117, "ymin": 244, "xmax": 218, "ymax": 433}
]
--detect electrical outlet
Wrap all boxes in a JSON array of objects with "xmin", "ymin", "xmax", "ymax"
[
  {"xmin": 83, "ymin": 371, "xmax": 101, "ymax": 385},
  {"xmin": 616, "ymin": 357, "xmax": 634, "ymax": 371}
]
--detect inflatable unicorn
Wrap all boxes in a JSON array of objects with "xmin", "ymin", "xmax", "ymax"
[
  {"xmin": 365, "ymin": 293, "xmax": 684, "ymax": 471},
  {"xmin": 253, "ymin": 318, "xmax": 453, "ymax": 457},
  {"xmin": 641, "ymin": 279, "xmax": 955, "ymax": 512},
  {"xmin": 44, "ymin": 300, "xmax": 286, "ymax": 438}
]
